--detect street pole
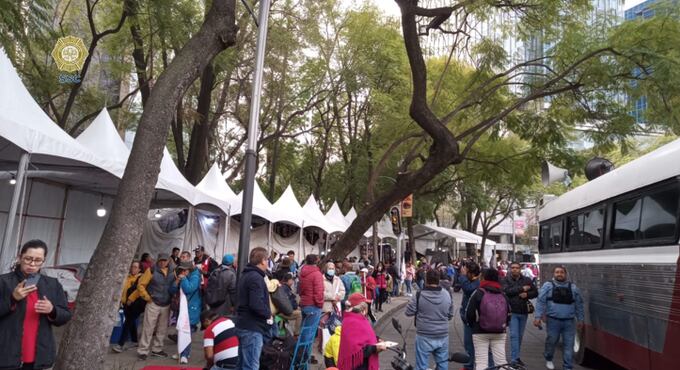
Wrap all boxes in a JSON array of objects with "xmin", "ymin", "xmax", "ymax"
[
  {"xmin": 1, "ymin": 152, "xmax": 30, "ymax": 269},
  {"xmin": 237, "ymin": 0, "xmax": 270, "ymax": 279}
]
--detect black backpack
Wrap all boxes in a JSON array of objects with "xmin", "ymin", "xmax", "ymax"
[
  {"xmin": 205, "ymin": 266, "xmax": 233, "ymax": 306},
  {"xmin": 548, "ymin": 281, "xmax": 574, "ymax": 305},
  {"xmin": 260, "ymin": 336, "xmax": 296, "ymax": 370}
]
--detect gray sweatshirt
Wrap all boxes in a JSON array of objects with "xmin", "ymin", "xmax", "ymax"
[{"xmin": 404, "ymin": 286, "xmax": 454, "ymax": 338}]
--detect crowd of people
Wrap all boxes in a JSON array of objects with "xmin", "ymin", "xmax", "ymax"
[{"xmin": 0, "ymin": 239, "xmax": 585, "ymax": 370}]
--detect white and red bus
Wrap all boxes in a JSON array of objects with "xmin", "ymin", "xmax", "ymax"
[{"xmin": 538, "ymin": 138, "xmax": 680, "ymax": 369}]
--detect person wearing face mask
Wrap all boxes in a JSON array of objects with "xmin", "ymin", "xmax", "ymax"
[
  {"xmin": 337, "ymin": 293, "xmax": 388, "ymax": 370},
  {"xmin": 322, "ymin": 262, "xmax": 346, "ymax": 315},
  {"xmin": 0, "ymin": 239, "xmax": 72, "ymax": 370}
]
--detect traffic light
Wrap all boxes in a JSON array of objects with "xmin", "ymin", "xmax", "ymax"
[{"xmin": 390, "ymin": 206, "xmax": 402, "ymax": 235}]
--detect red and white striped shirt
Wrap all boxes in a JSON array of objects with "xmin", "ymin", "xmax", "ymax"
[{"xmin": 203, "ymin": 317, "xmax": 238, "ymax": 367}]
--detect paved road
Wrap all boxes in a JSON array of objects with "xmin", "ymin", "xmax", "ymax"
[{"xmin": 374, "ymin": 291, "xmax": 624, "ymax": 370}]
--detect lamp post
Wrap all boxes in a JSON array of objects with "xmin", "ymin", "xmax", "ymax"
[{"xmin": 237, "ymin": 0, "xmax": 270, "ymax": 279}]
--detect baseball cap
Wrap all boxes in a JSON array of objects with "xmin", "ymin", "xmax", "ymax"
[
  {"xmin": 177, "ymin": 261, "xmax": 194, "ymax": 270},
  {"xmin": 347, "ymin": 293, "xmax": 371, "ymax": 307},
  {"xmin": 157, "ymin": 253, "xmax": 170, "ymax": 261},
  {"xmin": 222, "ymin": 254, "xmax": 235, "ymax": 265},
  {"xmin": 193, "ymin": 246, "xmax": 205, "ymax": 252}
]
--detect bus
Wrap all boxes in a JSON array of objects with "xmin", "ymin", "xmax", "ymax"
[{"xmin": 537, "ymin": 138, "xmax": 680, "ymax": 370}]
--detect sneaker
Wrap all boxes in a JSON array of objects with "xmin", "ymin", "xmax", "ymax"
[
  {"xmin": 137, "ymin": 354, "xmax": 147, "ymax": 361},
  {"xmin": 151, "ymin": 350, "xmax": 169, "ymax": 358},
  {"xmin": 546, "ymin": 360, "xmax": 555, "ymax": 370},
  {"xmin": 180, "ymin": 356, "xmax": 188, "ymax": 364},
  {"xmin": 171, "ymin": 354, "xmax": 179, "ymax": 360},
  {"xmin": 112, "ymin": 345, "xmax": 124, "ymax": 353},
  {"xmin": 516, "ymin": 359, "xmax": 526, "ymax": 366}
]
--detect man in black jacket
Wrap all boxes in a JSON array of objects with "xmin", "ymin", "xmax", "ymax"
[
  {"xmin": 502, "ymin": 261, "xmax": 538, "ymax": 366},
  {"xmin": 235, "ymin": 247, "xmax": 272, "ymax": 370},
  {"xmin": 0, "ymin": 239, "xmax": 71, "ymax": 370}
]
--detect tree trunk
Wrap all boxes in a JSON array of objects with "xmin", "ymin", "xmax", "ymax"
[
  {"xmin": 125, "ymin": 0, "xmax": 151, "ymax": 106},
  {"xmin": 185, "ymin": 63, "xmax": 216, "ymax": 184},
  {"xmin": 53, "ymin": 1, "xmax": 237, "ymax": 368},
  {"xmin": 407, "ymin": 216, "xmax": 416, "ymax": 263}
]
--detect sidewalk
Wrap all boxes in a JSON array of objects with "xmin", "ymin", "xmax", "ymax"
[{"xmin": 100, "ymin": 295, "xmax": 410, "ymax": 370}]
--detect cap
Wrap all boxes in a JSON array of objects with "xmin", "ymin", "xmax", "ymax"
[
  {"xmin": 222, "ymin": 254, "xmax": 235, "ymax": 265},
  {"xmin": 193, "ymin": 246, "xmax": 205, "ymax": 252},
  {"xmin": 157, "ymin": 253, "xmax": 170, "ymax": 261},
  {"xmin": 177, "ymin": 261, "xmax": 194, "ymax": 270},
  {"xmin": 347, "ymin": 293, "xmax": 371, "ymax": 307},
  {"xmin": 360, "ymin": 268, "xmax": 368, "ymax": 273}
]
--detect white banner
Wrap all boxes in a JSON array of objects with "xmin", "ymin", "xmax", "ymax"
[{"xmin": 177, "ymin": 288, "xmax": 192, "ymax": 356}]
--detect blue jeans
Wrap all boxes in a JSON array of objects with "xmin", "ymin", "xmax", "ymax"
[
  {"xmin": 463, "ymin": 322, "xmax": 474, "ymax": 370},
  {"xmin": 405, "ymin": 279, "xmax": 413, "ymax": 294},
  {"xmin": 301, "ymin": 305, "xmax": 321, "ymax": 323},
  {"xmin": 392, "ymin": 279, "xmax": 400, "ymax": 296},
  {"xmin": 509, "ymin": 314, "xmax": 528, "ymax": 362},
  {"xmin": 544, "ymin": 317, "xmax": 576, "ymax": 370},
  {"xmin": 236, "ymin": 328, "xmax": 263, "ymax": 370},
  {"xmin": 415, "ymin": 335, "xmax": 448, "ymax": 370}
]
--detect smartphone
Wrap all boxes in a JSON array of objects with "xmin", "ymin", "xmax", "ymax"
[{"xmin": 25, "ymin": 273, "xmax": 41, "ymax": 287}]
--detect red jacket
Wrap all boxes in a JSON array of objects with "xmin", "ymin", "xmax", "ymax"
[{"xmin": 298, "ymin": 264, "xmax": 324, "ymax": 308}]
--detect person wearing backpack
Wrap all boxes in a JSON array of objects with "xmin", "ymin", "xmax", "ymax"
[
  {"xmin": 205, "ymin": 254, "xmax": 237, "ymax": 316},
  {"xmin": 404, "ymin": 269, "xmax": 453, "ymax": 370},
  {"xmin": 465, "ymin": 268, "xmax": 511, "ymax": 370},
  {"xmin": 112, "ymin": 260, "xmax": 145, "ymax": 353},
  {"xmin": 533, "ymin": 266, "xmax": 584, "ymax": 370}
]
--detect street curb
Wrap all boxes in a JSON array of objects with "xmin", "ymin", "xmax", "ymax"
[{"xmin": 375, "ymin": 298, "xmax": 409, "ymax": 333}]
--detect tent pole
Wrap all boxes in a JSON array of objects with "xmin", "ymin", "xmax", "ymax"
[
  {"xmin": 299, "ymin": 221, "xmax": 304, "ymax": 258},
  {"xmin": 237, "ymin": 0, "xmax": 271, "ymax": 280},
  {"xmin": 53, "ymin": 187, "xmax": 70, "ymax": 266},
  {"xmin": 1, "ymin": 153, "xmax": 30, "ymax": 267},
  {"xmin": 268, "ymin": 222, "xmax": 272, "ymax": 252}
]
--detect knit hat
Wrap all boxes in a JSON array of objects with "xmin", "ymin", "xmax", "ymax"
[{"xmin": 222, "ymin": 254, "xmax": 235, "ymax": 265}]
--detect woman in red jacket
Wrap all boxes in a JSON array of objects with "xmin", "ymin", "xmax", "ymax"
[
  {"xmin": 359, "ymin": 268, "xmax": 376, "ymax": 323},
  {"xmin": 372, "ymin": 263, "xmax": 387, "ymax": 312}
]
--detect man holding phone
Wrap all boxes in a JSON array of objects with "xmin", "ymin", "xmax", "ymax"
[{"xmin": 0, "ymin": 239, "xmax": 72, "ymax": 370}]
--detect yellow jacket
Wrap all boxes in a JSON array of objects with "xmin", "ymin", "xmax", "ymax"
[
  {"xmin": 121, "ymin": 273, "xmax": 142, "ymax": 305},
  {"xmin": 136, "ymin": 267, "xmax": 169, "ymax": 303},
  {"xmin": 324, "ymin": 325, "xmax": 342, "ymax": 364}
]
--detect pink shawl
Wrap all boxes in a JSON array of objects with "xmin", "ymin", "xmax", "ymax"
[{"xmin": 337, "ymin": 311, "xmax": 379, "ymax": 370}]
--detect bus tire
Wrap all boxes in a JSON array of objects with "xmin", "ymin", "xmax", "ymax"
[{"xmin": 573, "ymin": 324, "xmax": 592, "ymax": 365}]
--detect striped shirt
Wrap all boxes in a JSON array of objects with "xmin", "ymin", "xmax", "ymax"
[{"xmin": 204, "ymin": 317, "xmax": 239, "ymax": 367}]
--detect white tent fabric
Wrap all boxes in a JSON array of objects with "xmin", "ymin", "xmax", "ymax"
[
  {"xmin": 271, "ymin": 185, "xmax": 305, "ymax": 226},
  {"xmin": 325, "ymin": 201, "xmax": 349, "ymax": 233},
  {"xmin": 302, "ymin": 195, "xmax": 338, "ymax": 232},
  {"xmin": 196, "ymin": 163, "xmax": 237, "ymax": 207},
  {"xmin": 231, "ymin": 182, "xmax": 284, "ymax": 222},
  {"xmin": 0, "ymin": 50, "xmax": 121, "ymax": 175},
  {"xmin": 413, "ymin": 224, "xmax": 496, "ymax": 246}
]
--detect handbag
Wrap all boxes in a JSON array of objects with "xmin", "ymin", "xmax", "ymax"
[{"xmin": 527, "ymin": 300, "xmax": 535, "ymax": 314}]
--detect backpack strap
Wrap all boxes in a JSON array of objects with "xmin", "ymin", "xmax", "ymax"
[
  {"xmin": 547, "ymin": 281, "xmax": 555, "ymax": 301},
  {"xmin": 414, "ymin": 291, "xmax": 421, "ymax": 327}
]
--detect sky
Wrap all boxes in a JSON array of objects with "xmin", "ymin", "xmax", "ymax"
[{"xmin": 369, "ymin": 0, "xmax": 652, "ymax": 17}]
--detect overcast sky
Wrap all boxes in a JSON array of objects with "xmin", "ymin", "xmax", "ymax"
[{"xmin": 368, "ymin": 0, "xmax": 651, "ymax": 17}]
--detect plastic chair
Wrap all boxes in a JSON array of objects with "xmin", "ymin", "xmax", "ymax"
[{"xmin": 290, "ymin": 312, "xmax": 322, "ymax": 370}]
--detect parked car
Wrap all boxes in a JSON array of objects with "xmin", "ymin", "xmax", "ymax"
[{"xmin": 41, "ymin": 263, "xmax": 88, "ymax": 310}]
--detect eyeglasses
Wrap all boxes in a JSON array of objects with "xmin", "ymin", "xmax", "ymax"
[{"xmin": 21, "ymin": 256, "xmax": 45, "ymax": 265}]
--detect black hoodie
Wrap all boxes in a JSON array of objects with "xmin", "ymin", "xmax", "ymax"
[{"xmin": 235, "ymin": 264, "xmax": 272, "ymax": 334}]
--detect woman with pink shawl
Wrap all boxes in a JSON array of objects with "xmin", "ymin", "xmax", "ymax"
[{"xmin": 337, "ymin": 293, "xmax": 388, "ymax": 370}]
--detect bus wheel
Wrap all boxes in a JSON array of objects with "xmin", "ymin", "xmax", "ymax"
[{"xmin": 574, "ymin": 324, "xmax": 592, "ymax": 365}]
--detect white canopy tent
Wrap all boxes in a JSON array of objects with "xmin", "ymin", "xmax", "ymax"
[
  {"xmin": 271, "ymin": 185, "xmax": 305, "ymax": 227},
  {"xmin": 413, "ymin": 224, "xmax": 496, "ymax": 260}
]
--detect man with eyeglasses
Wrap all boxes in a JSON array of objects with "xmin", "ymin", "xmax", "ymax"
[{"xmin": 0, "ymin": 239, "xmax": 72, "ymax": 370}]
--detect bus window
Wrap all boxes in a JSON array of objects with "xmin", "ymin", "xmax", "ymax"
[
  {"xmin": 612, "ymin": 198, "xmax": 642, "ymax": 242},
  {"xmin": 640, "ymin": 187, "xmax": 679, "ymax": 240},
  {"xmin": 567, "ymin": 208, "xmax": 604, "ymax": 249},
  {"xmin": 612, "ymin": 185, "xmax": 680, "ymax": 244},
  {"xmin": 539, "ymin": 224, "xmax": 550, "ymax": 252},
  {"xmin": 550, "ymin": 221, "xmax": 562, "ymax": 251}
]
